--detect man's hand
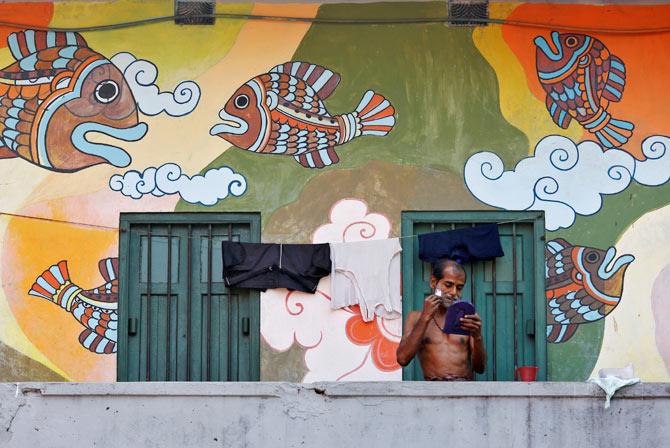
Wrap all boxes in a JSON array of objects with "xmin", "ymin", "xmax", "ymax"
[
  {"xmin": 460, "ymin": 313, "xmax": 482, "ymax": 338},
  {"xmin": 420, "ymin": 295, "xmax": 441, "ymax": 321}
]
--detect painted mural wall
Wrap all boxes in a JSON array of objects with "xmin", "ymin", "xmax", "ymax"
[{"xmin": 1, "ymin": 0, "xmax": 669, "ymax": 382}]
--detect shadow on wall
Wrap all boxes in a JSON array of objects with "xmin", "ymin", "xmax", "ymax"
[{"xmin": 0, "ymin": 341, "xmax": 65, "ymax": 381}]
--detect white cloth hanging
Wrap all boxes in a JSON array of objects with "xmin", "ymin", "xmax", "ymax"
[{"xmin": 329, "ymin": 238, "xmax": 402, "ymax": 322}]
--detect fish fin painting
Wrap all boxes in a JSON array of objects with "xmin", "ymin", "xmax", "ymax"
[
  {"xmin": 0, "ymin": 29, "xmax": 148, "ymax": 172},
  {"xmin": 269, "ymin": 61, "xmax": 341, "ymax": 102},
  {"xmin": 28, "ymin": 259, "xmax": 118, "ymax": 354},
  {"xmin": 0, "ymin": 145, "xmax": 18, "ymax": 159},
  {"xmin": 601, "ymin": 55, "xmax": 627, "ymax": 103},
  {"xmin": 78, "ymin": 329, "xmax": 116, "ymax": 354},
  {"xmin": 545, "ymin": 238, "xmax": 634, "ymax": 343},
  {"xmin": 210, "ymin": 61, "xmax": 396, "ymax": 168},
  {"xmin": 535, "ymin": 31, "xmax": 634, "ymax": 149},
  {"xmin": 97, "ymin": 257, "xmax": 119, "ymax": 286},
  {"xmin": 294, "ymin": 147, "xmax": 340, "ymax": 169}
]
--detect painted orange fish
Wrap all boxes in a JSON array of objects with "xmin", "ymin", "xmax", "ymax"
[
  {"xmin": 535, "ymin": 32, "xmax": 634, "ymax": 150},
  {"xmin": 0, "ymin": 30, "xmax": 147, "ymax": 172},
  {"xmin": 28, "ymin": 258, "xmax": 119, "ymax": 354},
  {"xmin": 210, "ymin": 61, "xmax": 395, "ymax": 169},
  {"xmin": 545, "ymin": 238, "xmax": 634, "ymax": 343}
]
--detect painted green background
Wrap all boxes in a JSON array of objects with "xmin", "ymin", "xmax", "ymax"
[{"xmin": 179, "ymin": 2, "xmax": 670, "ymax": 381}]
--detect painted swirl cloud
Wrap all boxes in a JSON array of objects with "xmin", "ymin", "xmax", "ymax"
[
  {"xmin": 464, "ymin": 135, "xmax": 670, "ymax": 231},
  {"xmin": 109, "ymin": 163, "xmax": 247, "ymax": 206},
  {"xmin": 111, "ymin": 52, "xmax": 200, "ymax": 117},
  {"xmin": 311, "ymin": 198, "xmax": 391, "ymax": 243}
]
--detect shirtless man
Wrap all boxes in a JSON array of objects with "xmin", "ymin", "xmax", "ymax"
[{"xmin": 396, "ymin": 258, "xmax": 486, "ymax": 380}]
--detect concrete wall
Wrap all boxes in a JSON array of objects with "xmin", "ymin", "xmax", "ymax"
[{"xmin": 1, "ymin": 381, "xmax": 668, "ymax": 447}]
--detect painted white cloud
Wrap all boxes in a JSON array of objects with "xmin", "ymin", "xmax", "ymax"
[
  {"xmin": 111, "ymin": 52, "xmax": 200, "ymax": 117},
  {"xmin": 633, "ymin": 135, "xmax": 670, "ymax": 186},
  {"xmin": 464, "ymin": 135, "xmax": 670, "ymax": 231},
  {"xmin": 261, "ymin": 199, "xmax": 401, "ymax": 382},
  {"xmin": 311, "ymin": 198, "xmax": 392, "ymax": 243},
  {"xmin": 109, "ymin": 163, "xmax": 247, "ymax": 206}
]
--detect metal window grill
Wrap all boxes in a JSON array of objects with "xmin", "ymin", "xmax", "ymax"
[
  {"xmin": 401, "ymin": 212, "xmax": 545, "ymax": 382},
  {"xmin": 448, "ymin": 0, "xmax": 489, "ymax": 27},
  {"xmin": 174, "ymin": 0, "xmax": 215, "ymax": 25},
  {"xmin": 423, "ymin": 221, "xmax": 521, "ymax": 380},
  {"xmin": 118, "ymin": 215, "xmax": 261, "ymax": 383},
  {"xmin": 142, "ymin": 224, "xmax": 238, "ymax": 381}
]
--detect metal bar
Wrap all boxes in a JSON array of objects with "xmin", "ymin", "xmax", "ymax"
[
  {"xmin": 428, "ymin": 223, "xmax": 436, "ymax": 286},
  {"xmin": 512, "ymin": 223, "xmax": 518, "ymax": 372},
  {"xmin": 187, "ymin": 224, "xmax": 192, "ymax": 381},
  {"xmin": 206, "ymin": 224, "xmax": 213, "ymax": 380},
  {"xmin": 227, "ymin": 223, "xmax": 233, "ymax": 381},
  {"xmin": 492, "ymin": 257, "xmax": 497, "ymax": 381},
  {"xmin": 146, "ymin": 224, "xmax": 152, "ymax": 381},
  {"xmin": 166, "ymin": 224, "xmax": 172, "ymax": 381},
  {"xmin": 133, "ymin": 225, "xmax": 141, "ymax": 382},
  {"xmin": 470, "ymin": 223, "xmax": 475, "ymax": 307}
]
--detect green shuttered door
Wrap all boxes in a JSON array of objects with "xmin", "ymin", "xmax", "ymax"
[
  {"xmin": 401, "ymin": 211, "xmax": 546, "ymax": 381},
  {"xmin": 118, "ymin": 213, "xmax": 261, "ymax": 382}
]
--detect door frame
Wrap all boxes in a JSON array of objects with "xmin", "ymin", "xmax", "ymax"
[
  {"xmin": 117, "ymin": 212, "xmax": 261, "ymax": 381},
  {"xmin": 400, "ymin": 210, "xmax": 546, "ymax": 381}
]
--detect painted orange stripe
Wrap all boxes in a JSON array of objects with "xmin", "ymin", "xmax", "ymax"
[
  {"xmin": 580, "ymin": 109, "xmax": 603, "ymax": 126},
  {"xmin": 41, "ymin": 270, "xmax": 60, "ymax": 289},
  {"xmin": 364, "ymin": 106, "xmax": 395, "ymax": 122},
  {"xmin": 538, "ymin": 60, "xmax": 580, "ymax": 84},
  {"xmin": 363, "ymin": 125, "xmax": 393, "ymax": 132},
  {"xmin": 56, "ymin": 261, "xmax": 70, "ymax": 281},
  {"xmin": 547, "ymin": 283, "xmax": 580, "ymax": 298},
  {"xmin": 31, "ymin": 283, "xmax": 52, "ymax": 298},
  {"xmin": 358, "ymin": 94, "xmax": 384, "ymax": 116}
]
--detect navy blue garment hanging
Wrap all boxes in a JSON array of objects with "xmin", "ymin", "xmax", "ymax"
[
  {"xmin": 222, "ymin": 241, "xmax": 331, "ymax": 293},
  {"xmin": 418, "ymin": 223, "xmax": 504, "ymax": 264}
]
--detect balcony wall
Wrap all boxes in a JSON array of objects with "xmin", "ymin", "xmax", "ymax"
[{"xmin": 1, "ymin": 381, "xmax": 668, "ymax": 447}]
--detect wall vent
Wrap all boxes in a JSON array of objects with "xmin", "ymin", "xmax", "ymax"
[
  {"xmin": 174, "ymin": 0, "xmax": 215, "ymax": 25},
  {"xmin": 448, "ymin": 0, "xmax": 489, "ymax": 27}
]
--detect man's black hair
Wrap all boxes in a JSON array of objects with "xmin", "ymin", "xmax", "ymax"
[{"xmin": 431, "ymin": 258, "xmax": 466, "ymax": 280}]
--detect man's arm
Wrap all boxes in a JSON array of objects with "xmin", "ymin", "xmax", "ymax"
[
  {"xmin": 461, "ymin": 313, "xmax": 486, "ymax": 374},
  {"xmin": 396, "ymin": 296, "xmax": 440, "ymax": 366}
]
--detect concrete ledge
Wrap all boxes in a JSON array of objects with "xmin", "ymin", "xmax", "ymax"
[
  {"xmin": 8, "ymin": 380, "xmax": 670, "ymax": 399},
  {"xmin": 2, "ymin": 381, "xmax": 669, "ymax": 448}
]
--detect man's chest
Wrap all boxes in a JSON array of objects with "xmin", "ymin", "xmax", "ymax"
[{"xmin": 422, "ymin": 320, "xmax": 470, "ymax": 348}]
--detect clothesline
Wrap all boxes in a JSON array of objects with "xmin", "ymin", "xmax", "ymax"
[
  {"xmin": 0, "ymin": 211, "xmax": 529, "ymax": 243},
  {"xmin": 122, "ymin": 217, "xmax": 526, "ymax": 243},
  {"xmin": 395, "ymin": 217, "xmax": 528, "ymax": 239},
  {"xmin": 0, "ymin": 211, "xmax": 118, "ymax": 230}
]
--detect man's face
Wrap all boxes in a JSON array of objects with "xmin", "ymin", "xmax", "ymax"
[{"xmin": 430, "ymin": 268, "xmax": 466, "ymax": 308}]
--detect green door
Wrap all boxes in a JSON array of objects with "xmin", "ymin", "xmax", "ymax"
[
  {"xmin": 401, "ymin": 211, "xmax": 546, "ymax": 381},
  {"xmin": 117, "ymin": 213, "xmax": 261, "ymax": 382}
]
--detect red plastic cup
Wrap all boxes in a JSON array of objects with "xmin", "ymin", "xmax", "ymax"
[{"xmin": 515, "ymin": 366, "xmax": 539, "ymax": 381}]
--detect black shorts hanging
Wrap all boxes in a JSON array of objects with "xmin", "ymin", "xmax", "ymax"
[
  {"xmin": 418, "ymin": 223, "xmax": 504, "ymax": 264},
  {"xmin": 221, "ymin": 241, "xmax": 331, "ymax": 293}
]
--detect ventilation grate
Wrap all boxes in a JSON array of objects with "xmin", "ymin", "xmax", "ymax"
[
  {"xmin": 175, "ymin": 0, "xmax": 215, "ymax": 25},
  {"xmin": 448, "ymin": 0, "xmax": 489, "ymax": 27}
]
